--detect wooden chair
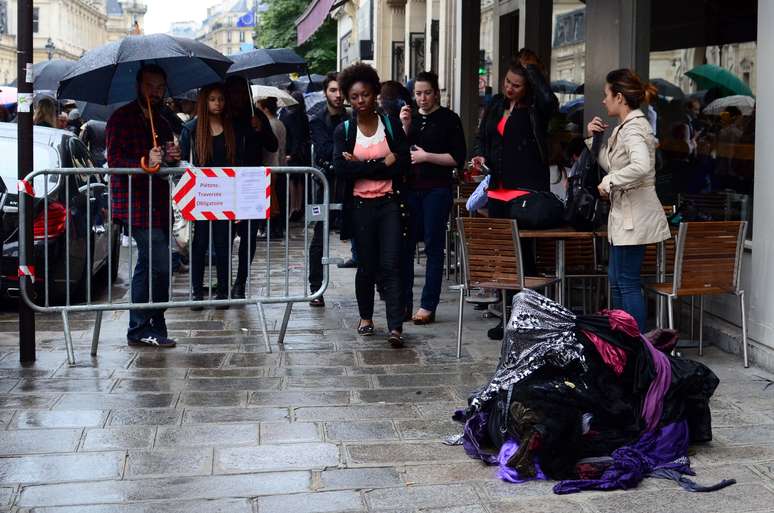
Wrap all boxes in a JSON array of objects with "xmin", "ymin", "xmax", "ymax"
[
  {"xmin": 451, "ymin": 217, "xmax": 559, "ymax": 358},
  {"xmin": 645, "ymin": 221, "xmax": 749, "ymax": 367}
]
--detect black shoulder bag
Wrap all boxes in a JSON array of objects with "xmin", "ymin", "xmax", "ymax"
[{"xmin": 563, "ymin": 133, "xmax": 607, "ymax": 231}]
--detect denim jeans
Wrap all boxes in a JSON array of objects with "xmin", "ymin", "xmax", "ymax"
[
  {"xmin": 353, "ymin": 195, "xmax": 403, "ymax": 332},
  {"xmin": 128, "ymin": 227, "xmax": 170, "ymax": 340},
  {"xmin": 191, "ymin": 220, "xmax": 231, "ymax": 296},
  {"xmin": 401, "ymin": 187, "xmax": 452, "ymax": 313},
  {"xmin": 608, "ymin": 244, "xmax": 647, "ymax": 331}
]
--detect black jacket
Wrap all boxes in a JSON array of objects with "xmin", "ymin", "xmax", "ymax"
[
  {"xmin": 333, "ymin": 113, "xmax": 410, "ymax": 240},
  {"xmin": 180, "ymin": 118, "xmax": 260, "ymax": 167},
  {"xmin": 310, "ymin": 107, "xmax": 350, "ymax": 176},
  {"xmin": 474, "ymin": 64, "xmax": 558, "ymax": 189}
]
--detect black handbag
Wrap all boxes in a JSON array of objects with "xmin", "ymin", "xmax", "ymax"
[
  {"xmin": 564, "ymin": 133, "xmax": 607, "ymax": 231},
  {"xmin": 505, "ymin": 190, "xmax": 565, "ymax": 229}
]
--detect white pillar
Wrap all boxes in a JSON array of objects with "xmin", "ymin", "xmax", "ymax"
[{"xmin": 748, "ymin": 1, "xmax": 774, "ymax": 349}]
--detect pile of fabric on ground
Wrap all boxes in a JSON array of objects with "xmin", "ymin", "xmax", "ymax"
[{"xmin": 453, "ymin": 289, "xmax": 735, "ymax": 494}]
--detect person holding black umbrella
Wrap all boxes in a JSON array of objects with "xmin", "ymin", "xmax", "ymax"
[{"xmin": 105, "ymin": 64, "xmax": 181, "ymax": 348}]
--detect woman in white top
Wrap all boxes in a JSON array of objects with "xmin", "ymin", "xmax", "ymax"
[{"xmin": 587, "ymin": 68, "xmax": 671, "ymax": 331}]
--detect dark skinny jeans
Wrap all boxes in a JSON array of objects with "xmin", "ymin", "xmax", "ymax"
[{"xmin": 191, "ymin": 220, "xmax": 231, "ymax": 297}]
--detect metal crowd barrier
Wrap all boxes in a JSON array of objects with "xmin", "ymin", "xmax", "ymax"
[{"xmin": 17, "ymin": 166, "xmax": 334, "ymax": 365}]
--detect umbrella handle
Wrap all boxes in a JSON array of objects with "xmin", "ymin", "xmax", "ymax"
[
  {"xmin": 142, "ymin": 94, "xmax": 161, "ymax": 173},
  {"xmin": 140, "ymin": 156, "xmax": 160, "ymax": 174}
]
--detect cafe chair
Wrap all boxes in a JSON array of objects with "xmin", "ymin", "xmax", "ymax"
[
  {"xmin": 644, "ymin": 221, "xmax": 749, "ymax": 367},
  {"xmin": 451, "ymin": 217, "xmax": 559, "ymax": 358}
]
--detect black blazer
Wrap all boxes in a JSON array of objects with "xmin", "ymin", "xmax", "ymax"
[
  {"xmin": 474, "ymin": 64, "xmax": 558, "ymax": 189},
  {"xmin": 332, "ymin": 113, "xmax": 410, "ymax": 240}
]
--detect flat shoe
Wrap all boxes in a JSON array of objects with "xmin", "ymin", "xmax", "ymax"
[
  {"xmin": 388, "ymin": 331, "xmax": 404, "ymax": 348},
  {"xmin": 412, "ymin": 311, "xmax": 436, "ymax": 325},
  {"xmin": 309, "ymin": 296, "xmax": 325, "ymax": 307},
  {"xmin": 357, "ymin": 322, "xmax": 375, "ymax": 336}
]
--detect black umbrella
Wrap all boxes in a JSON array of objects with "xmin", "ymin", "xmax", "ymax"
[
  {"xmin": 551, "ymin": 80, "xmax": 580, "ymax": 94},
  {"xmin": 291, "ymin": 74, "xmax": 325, "ymax": 93},
  {"xmin": 58, "ymin": 34, "xmax": 233, "ymax": 105},
  {"xmin": 652, "ymin": 78, "xmax": 685, "ymax": 99},
  {"xmin": 76, "ymin": 101, "xmax": 128, "ymax": 123},
  {"xmin": 252, "ymin": 74, "xmax": 293, "ymax": 89},
  {"xmin": 11, "ymin": 59, "xmax": 76, "ymax": 92},
  {"xmin": 227, "ymin": 48, "xmax": 308, "ymax": 80}
]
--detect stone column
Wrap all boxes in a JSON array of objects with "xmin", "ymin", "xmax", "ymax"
[
  {"xmin": 583, "ymin": 0, "xmax": 651, "ymax": 128},
  {"xmin": 404, "ymin": 0, "xmax": 426, "ymax": 81},
  {"xmin": 518, "ymin": 0, "xmax": 553, "ymax": 76},
  {"xmin": 454, "ymin": 0, "xmax": 481, "ymax": 148}
]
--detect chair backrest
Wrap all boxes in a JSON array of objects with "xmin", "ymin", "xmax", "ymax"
[
  {"xmin": 673, "ymin": 221, "xmax": 747, "ymax": 294},
  {"xmin": 458, "ymin": 217, "xmax": 524, "ymax": 289}
]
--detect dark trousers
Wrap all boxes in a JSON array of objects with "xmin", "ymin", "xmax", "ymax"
[
  {"xmin": 309, "ymin": 220, "xmax": 325, "ymax": 294},
  {"xmin": 608, "ymin": 244, "xmax": 647, "ymax": 331},
  {"xmin": 128, "ymin": 227, "xmax": 170, "ymax": 340},
  {"xmin": 488, "ymin": 197, "xmax": 537, "ymax": 276},
  {"xmin": 235, "ymin": 220, "xmax": 260, "ymax": 286},
  {"xmin": 353, "ymin": 195, "xmax": 403, "ymax": 332},
  {"xmin": 191, "ymin": 220, "xmax": 231, "ymax": 296},
  {"xmin": 401, "ymin": 187, "xmax": 452, "ymax": 313}
]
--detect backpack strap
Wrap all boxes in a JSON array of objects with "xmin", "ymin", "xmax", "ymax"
[
  {"xmin": 381, "ymin": 114, "xmax": 394, "ymax": 140},
  {"xmin": 344, "ymin": 119, "xmax": 351, "ymax": 143}
]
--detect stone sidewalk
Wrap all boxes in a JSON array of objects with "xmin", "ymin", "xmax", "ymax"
[{"xmin": 1, "ymin": 238, "xmax": 774, "ymax": 512}]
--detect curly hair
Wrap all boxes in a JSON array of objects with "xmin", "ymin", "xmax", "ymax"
[{"xmin": 337, "ymin": 62, "xmax": 381, "ymax": 99}]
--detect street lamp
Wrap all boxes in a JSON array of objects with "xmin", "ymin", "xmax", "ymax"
[{"xmin": 44, "ymin": 37, "xmax": 55, "ymax": 60}]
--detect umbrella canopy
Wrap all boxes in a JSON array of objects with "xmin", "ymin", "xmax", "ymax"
[
  {"xmin": 76, "ymin": 101, "xmax": 128, "ymax": 122},
  {"xmin": 703, "ymin": 95, "xmax": 756, "ymax": 116},
  {"xmin": 291, "ymin": 74, "xmax": 325, "ymax": 93},
  {"xmin": 250, "ymin": 85, "xmax": 298, "ymax": 107},
  {"xmin": 252, "ymin": 74, "xmax": 293, "ymax": 89},
  {"xmin": 685, "ymin": 64, "xmax": 753, "ymax": 98},
  {"xmin": 58, "ymin": 34, "xmax": 233, "ymax": 105},
  {"xmin": 551, "ymin": 80, "xmax": 580, "ymax": 94},
  {"xmin": 651, "ymin": 78, "xmax": 684, "ymax": 99},
  {"xmin": 559, "ymin": 97, "xmax": 584, "ymax": 116},
  {"xmin": 227, "ymin": 48, "xmax": 307, "ymax": 80},
  {"xmin": 10, "ymin": 59, "xmax": 76, "ymax": 92},
  {"xmin": 0, "ymin": 86, "xmax": 16, "ymax": 106}
]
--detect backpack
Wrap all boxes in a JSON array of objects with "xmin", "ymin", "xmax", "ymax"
[
  {"xmin": 343, "ymin": 114, "xmax": 395, "ymax": 143},
  {"xmin": 563, "ymin": 133, "xmax": 607, "ymax": 231}
]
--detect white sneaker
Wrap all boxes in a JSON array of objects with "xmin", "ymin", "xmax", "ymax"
[{"xmin": 122, "ymin": 234, "xmax": 130, "ymax": 247}]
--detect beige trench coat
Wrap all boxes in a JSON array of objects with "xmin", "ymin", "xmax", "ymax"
[{"xmin": 586, "ymin": 109, "xmax": 671, "ymax": 246}]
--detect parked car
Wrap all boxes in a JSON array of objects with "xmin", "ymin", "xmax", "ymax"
[{"xmin": 0, "ymin": 123, "xmax": 120, "ymax": 303}]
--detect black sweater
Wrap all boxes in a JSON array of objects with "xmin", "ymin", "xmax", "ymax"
[{"xmin": 406, "ymin": 106, "xmax": 467, "ymax": 189}]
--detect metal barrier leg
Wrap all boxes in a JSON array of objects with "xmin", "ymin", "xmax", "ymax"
[
  {"xmin": 90, "ymin": 311, "xmax": 103, "ymax": 357},
  {"xmin": 255, "ymin": 301, "xmax": 272, "ymax": 354},
  {"xmin": 456, "ymin": 286, "xmax": 464, "ymax": 359},
  {"xmin": 62, "ymin": 311, "xmax": 76, "ymax": 366},
  {"xmin": 277, "ymin": 302, "xmax": 293, "ymax": 346}
]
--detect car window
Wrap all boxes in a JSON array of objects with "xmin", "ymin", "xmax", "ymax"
[{"xmin": 0, "ymin": 136, "xmax": 60, "ymax": 196}]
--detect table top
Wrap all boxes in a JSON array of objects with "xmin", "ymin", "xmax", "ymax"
[{"xmin": 518, "ymin": 227, "xmax": 605, "ymax": 239}]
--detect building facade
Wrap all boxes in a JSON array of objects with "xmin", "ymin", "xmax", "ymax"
[{"xmin": 197, "ymin": 0, "xmax": 257, "ymax": 57}]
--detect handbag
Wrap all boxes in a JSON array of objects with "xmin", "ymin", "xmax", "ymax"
[
  {"xmin": 505, "ymin": 190, "xmax": 565, "ymax": 229},
  {"xmin": 563, "ymin": 133, "xmax": 606, "ymax": 231}
]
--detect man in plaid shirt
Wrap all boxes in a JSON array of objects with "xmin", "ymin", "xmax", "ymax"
[{"xmin": 106, "ymin": 64, "xmax": 181, "ymax": 348}]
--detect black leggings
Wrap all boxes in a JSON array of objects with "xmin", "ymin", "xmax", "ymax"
[{"xmin": 352, "ymin": 195, "xmax": 403, "ymax": 332}]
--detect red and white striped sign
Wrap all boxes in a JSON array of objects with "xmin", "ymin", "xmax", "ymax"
[
  {"xmin": 18, "ymin": 265, "xmax": 35, "ymax": 283},
  {"xmin": 16, "ymin": 179, "xmax": 34, "ymax": 196},
  {"xmin": 172, "ymin": 167, "xmax": 271, "ymax": 221}
]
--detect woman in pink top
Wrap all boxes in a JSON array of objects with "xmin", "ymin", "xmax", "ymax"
[{"xmin": 333, "ymin": 63, "xmax": 410, "ymax": 347}]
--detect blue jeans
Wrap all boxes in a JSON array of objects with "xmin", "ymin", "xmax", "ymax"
[
  {"xmin": 128, "ymin": 227, "xmax": 170, "ymax": 340},
  {"xmin": 401, "ymin": 188, "xmax": 453, "ymax": 313},
  {"xmin": 608, "ymin": 244, "xmax": 646, "ymax": 331}
]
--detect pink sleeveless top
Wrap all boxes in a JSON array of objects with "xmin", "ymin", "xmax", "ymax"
[{"xmin": 352, "ymin": 118, "xmax": 393, "ymax": 198}]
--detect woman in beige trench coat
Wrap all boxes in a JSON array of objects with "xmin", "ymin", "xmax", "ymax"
[{"xmin": 587, "ymin": 68, "xmax": 671, "ymax": 331}]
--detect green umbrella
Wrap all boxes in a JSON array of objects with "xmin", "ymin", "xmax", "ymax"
[{"xmin": 684, "ymin": 64, "xmax": 753, "ymax": 98}]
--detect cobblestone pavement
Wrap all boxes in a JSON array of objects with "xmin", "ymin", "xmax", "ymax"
[{"xmin": 1, "ymin": 235, "xmax": 774, "ymax": 512}]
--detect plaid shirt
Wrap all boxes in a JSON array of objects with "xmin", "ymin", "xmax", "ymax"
[{"xmin": 106, "ymin": 100, "xmax": 175, "ymax": 229}]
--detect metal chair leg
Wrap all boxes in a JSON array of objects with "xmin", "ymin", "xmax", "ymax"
[
  {"xmin": 699, "ymin": 296, "xmax": 704, "ymax": 357},
  {"xmin": 456, "ymin": 286, "xmax": 465, "ymax": 359},
  {"xmin": 667, "ymin": 295, "xmax": 675, "ymax": 330},
  {"xmin": 740, "ymin": 291, "xmax": 749, "ymax": 368},
  {"xmin": 690, "ymin": 297, "xmax": 695, "ymax": 343}
]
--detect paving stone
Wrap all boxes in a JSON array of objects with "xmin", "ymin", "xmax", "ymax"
[
  {"xmin": 249, "ymin": 391, "xmax": 351, "ymax": 407},
  {"xmin": 0, "ymin": 394, "xmax": 59, "ymax": 410},
  {"xmin": 125, "ymin": 447, "xmax": 213, "ymax": 478},
  {"xmin": 133, "ymin": 353, "xmax": 227, "ymax": 369},
  {"xmin": 214, "ymin": 443, "xmax": 339, "ymax": 473},
  {"xmin": 111, "ymin": 379, "xmax": 188, "ymax": 392},
  {"xmin": 255, "ymin": 490, "xmax": 365, "ymax": 513},
  {"xmin": 414, "ymin": 402, "xmax": 465, "ymax": 419},
  {"xmin": 260, "ymin": 422, "xmax": 321, "ymax": 444},
  {"xmin": 402, "ymin": 462, "xmax": 495, "ymax": 485},
  {"xmin": 346, "ymin": 443, "xmax": 470, "ymax": 466},
  {"xmin": 156, "ymin": 423, "xmax": 258, "ymax": 448},
  {"xmin": 82, "ymin": 426, "xmax": 155, "ymax": 451},
  {"xmin": 285, "ymin": 351, "xmax": 356, "ymax": 367},
  {"xmin": 286, "ymin": 375, "xmax": 372, "ymax": 390},
  {"xmin": 325, "ymin": 421, "xmax": 398, "ymax": 441},
  {"xmin": 0, "ymin": 451, "xmax": 125, "ymax": 484},
  {"xmin": 588, "ymin": 483, "xmax": 774, "ymax": 513},
  {"xmin": 481, "ymin": 499, "xmax": 587, "ymax": 513},
  {"xmin": 50, "ymin": 368, "xmax": 116, "ymax": 379},
  {"xmin": 358, "ymin": 350, "xmax": 420, "ymax": 366},
  {"xmin": 364, "ymin": 483, "xmax": 479, "ymax": 510},
  {"xmin": 0, "ymin": 486, "xmax": 12, "ymax": 506},
  {"xmin": 188, "ymin": 368, "xmax": 266, "ymax": 378},
  {"xmin": 476, "ymin": 479, "xmax": 556, "ymax": 500},
  {"xmin": 355, "ymin": 387, "xmax": 456, "ymax": 404},
  {"xmin": 17, "ymin": 472, "xmax": 311, "ymax": 507},
  {"xmin": 183, "ymin": 407, "xmax": 289, "ymax": 424},
  {"xmin": 692, "ymin": 444, "xmax": 774, "ymax": 465},
  {"xmin": 112, "ymin": 368, "xmax": 189, "ymax": 379},
  {"xmin": 376, "ymin": 373, "xmax": 482, "ymax": 388},
  {"xmin": 223, "ymin": 353, "xmax": 282, "ymax": 368},
  {"xmin": 0, "ymin": 411, "xmax": 12, "ymax": 429},
  {"xmin": 185, "ymin": 377, "xmax": 283, "ymax": 391},
  {"xmin": 714, "ymin": 425, "xmax": 774, "ymax": 446},
  {"xmin": 395, "ymin": 419, "xmax": 461, "ymax": 440},
  {"xmin": 108, "ymin": 408, "xmax": 183, "ymax": 426},
  {"xmin": 9, "ymin": 410, "xmax": 107, "ymax": 429},
  {"xmin": 0, "ymin": 379, "xmax": 18, "ymax": 393},
  {"xmin": 179, "ymin": 391, "xmax": 247, "ymax": 407},
  {"xmin": 319, "ymin": 467, "xmax": 403, "ymax": 490},
  {"xmin": 13, "ymin": 379, "xmax": 114, "ymax": 393},
  {"xmin": 0, "ymin": 429, "xmax": 81, "ymax": 455},
  {"xmin": 295, "ymin": 404, "xmax": 420, "ymax": 421},
  {"xmin": 54, "ymin": 393, "xmax": 176, "ymax": 410},
  {"xmin": 710, "ymin": 407, "xmax": 774, "ymax": 428},
  {"xmin": 30, "ymin": 498, "xmax": 254, "ymax": 513},
  {"xmin": 267, "ymin": 366, "xmax": 347, "ymax": 377}
]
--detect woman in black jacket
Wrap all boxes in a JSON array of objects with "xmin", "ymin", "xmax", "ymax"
[
  {"xmin": 180, "ymin": 82, "xmax": 259, "ymax": 309},
  {"xmin": 472, "ymin": 49, "xmax": 558, "ymax": 339},
  {"xmin": 333, "ymin": 63, "xmax": 410, "ymax": 347}
]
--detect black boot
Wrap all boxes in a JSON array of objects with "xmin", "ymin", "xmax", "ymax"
[{"xmin": 487, "ymin": 320, "xmax": 503, "ymax": 340}]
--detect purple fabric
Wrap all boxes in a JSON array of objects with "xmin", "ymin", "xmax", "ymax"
[
  {"xmin": 496, "ymin": 439, "xmax": 547, "ymax": 483},
  {"xmin": 641, "ymin": 334, "xmax": 672, "ymax": 432},
  {"xmin": 554, "ymin": 421, "xmax": 693, "ymax": 494},
  {"xmin": 461, "ymin": 412, "xmax": 498, "ymax": 465}
]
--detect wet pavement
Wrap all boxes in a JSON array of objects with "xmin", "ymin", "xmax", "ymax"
[{"xmin": 1, "ymin": 235, "xmax": 774, "ymax": 512}]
